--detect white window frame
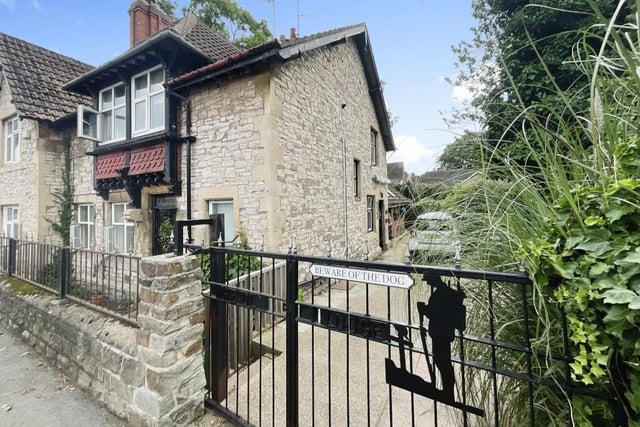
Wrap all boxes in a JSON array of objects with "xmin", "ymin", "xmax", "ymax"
[
  {"xmin": 98, "ymin": 82, "xmax": 126, "ymax": 144},
  {"xmin": 4, "ymin": 116, "xmax": 20, "ymax": 163},
  {"xmin": 208, "ymin": 200, "xmax": 235, "ymax": 243},
  {"xmin": 366, "ymin": 196, "xmax": 374, "ymax": 232},
  {"xmin": 370, "ymin": 128, "xmax": 378, "ymax": 166},
  {"xmin": 132, "ymin": 65, "xmax": 165, "ymax": 137},
  {"xmin": 77, "ymin": 105, "xmax": 99, "ymax": 141},
  {"xmin": 109, "ymin": 203, "xmax": 134, "ymax": 253},
  {"xmin": 354, "ymin": 159, "xmax": 361, "ymax": 199},
  {"xmin": 2, "ymin": 205, "xmax": 19, "ymax": 238},
  {"xmin": 71, "ymin": 204, "xmax": 95, "ymax": 248}
]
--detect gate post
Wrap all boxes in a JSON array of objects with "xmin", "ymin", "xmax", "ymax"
[
  {"xmin": 285, "ymin": 251, "xmax": 299, "ymax": 426},
  {"xmin": 58, "ymin": 247, "xmax": 72, "ymax": 299},
  {"xmin": 209, "ymin": 214, "xmax": 228, "ymax": 402},
  {"xmin": 8, "ymin": 238, "xmax": 16, "ymax": 276}
]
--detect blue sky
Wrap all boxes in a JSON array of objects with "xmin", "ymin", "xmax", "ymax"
[{"xmin": 0, "ymin": 0, "xmax": 477, "ymax": 174}]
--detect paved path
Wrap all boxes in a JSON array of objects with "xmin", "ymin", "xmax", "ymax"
[{"xmin": 0, "ymin": 324, "xmax": 126, "ymax": 427}]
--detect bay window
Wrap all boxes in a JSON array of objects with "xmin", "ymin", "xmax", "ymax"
[
  {"xmin": 100, "ymin": 84, "xmax": 126, "ymax": 142},
  {"xmin": 77, "ymin": 65, "xmax": 165, "ymax": 142},
  {"xmin": 133, "ymin": 66, "xmax": 165, "ymax": 136}
]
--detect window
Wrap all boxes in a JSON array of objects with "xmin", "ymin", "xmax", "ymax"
[
  {"xmin": 99, "ymin": 84, "xmax": 126, "ymax": 143},
  {"xmin": 107, "ymin": 203, "xmax": 134, "ymax": 253},
  {"xmin": 208, "ymin": 200, "xmax": 235, "ymax": 242},
  {"xmin": 366, "ymin": 196, "xmax": 374, "ymax": 232},
  {"xmin": 71, "ymin": 204, "xmax": 95, "ymax": 248},
  {"xmin": 132, "ymin": 66, "xmax": 165, "ymax": 136},
  {"xmin": 2, "ymin": 206, "xmax": 19, "ymax": 238},
  {"xmin": 353, "ymin": 159, "xmax": 361, "ymax": 198},
  {"xmin": 4, "ymin": 116, "xmax": 19, "ymax": 163},
  {"xmin": 77, "ymin": 65, "xmax": 166, "ymax": 142},
  {"xmin": 370, "ymin": 128, "xmax": 378, "ymax": 166}
]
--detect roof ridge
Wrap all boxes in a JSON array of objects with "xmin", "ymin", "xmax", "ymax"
[{"xmin": 0, "ymin": 32, "xmax": 93, "ymax": 69}]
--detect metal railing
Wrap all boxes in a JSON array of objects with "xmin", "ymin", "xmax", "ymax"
[
  {"xmin": 0, "ymin": 237, "xmax": 140, "ymax": 325},
  {"xmin": 202, "ymin": 246, "xmax": 624, "ymax": 427}
]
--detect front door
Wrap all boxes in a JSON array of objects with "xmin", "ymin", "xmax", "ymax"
[{"xmin": 152, "ymin": 196, "xmax": 177, "ymax": 255}]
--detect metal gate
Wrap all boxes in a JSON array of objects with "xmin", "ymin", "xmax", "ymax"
[{"xmin": 197, "ymin": 245, "xmax": 623, "ymax": 427}]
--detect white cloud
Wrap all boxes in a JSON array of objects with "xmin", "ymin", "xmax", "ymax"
[
  {"xmin": 0, "ymin": 0, "xmax": 16, "ymax": 10},
  {"xmin": 451, "ymin": 84, "xmax": 475, "ymax": 103},
  {"xmin": 387, "ymin": 135, "xmax": 439, "ymax": 175}
]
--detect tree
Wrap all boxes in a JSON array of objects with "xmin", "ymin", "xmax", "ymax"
[
  {"xmin": 438, "ymin": 131, "xmax": 483, "ymax": 170},
  {"xmin": 183, "ymin": 0, "xmax": 272, "ymax": 49},
  {"xmin": 156, "ymin": 0, "xmax": 272, "ymax": 49},
  {"xmin": 448, "ymin": 1, "xmax": 632, "ymax": 162},
  {"xmin": 47, "ymin": 140, "xmax": 73, "ymax": 246}
]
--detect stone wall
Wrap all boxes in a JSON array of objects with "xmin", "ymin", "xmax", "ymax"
[
  {"xmin": 0, "ymin": 254, "xmax": 206, "ymax": 427},
  {"xmin": 182, "ymin": 39, "xmax": 389, "ymax": 258}
]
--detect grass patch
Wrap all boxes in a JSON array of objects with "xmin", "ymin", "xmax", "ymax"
[{"xmin": 6, "ymin": 278, "xmax": 48, "ymax": 296}]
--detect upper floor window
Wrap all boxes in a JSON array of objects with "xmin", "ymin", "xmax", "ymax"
[
  {"xmin": 2, "ymin": 205, "xmax": 19, "ymax": 238},
  {"xmin": 354, "ymin": 159, "xmax": 361, "ymax": 199},
  {"xmin": 78, "ymin": 65, "xmax": 165, "ymax": 143},
  {"xmin": 370, "ymin": 128, "xmax": 378, "ymax": 166},
  {"xmin": 133, "ymin": 66, "xmax": 165, "ymax": 136},
  {"xmin": 100, "ymin": 84, "xmax": 126, "ymax": 143},
  {"xmin": 4, "ymin": 116, "xmax": 19, "ymax": 163}
]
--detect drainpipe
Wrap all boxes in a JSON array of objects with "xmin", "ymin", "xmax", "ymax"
[
  {"xmin": 340, "ymin": 103, "xmax": 348, "ymax": 258},
  {"xmin": 169, "ymin": 90, "xmax": 194, "ymax": 243}
]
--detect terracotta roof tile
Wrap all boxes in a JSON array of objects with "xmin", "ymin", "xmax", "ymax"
[
  {"xmin": 96, "ymin": 152, "xmax": 126, "ymax": 180},
  {"xmin": 170, "ymin": 15, "xmax": 240, "ymax": 61},
  {"xmin": 0, "ymin": 32, "xmax": 93, "ymax": 122},
  {"xmin": 129, "ymin": 144, "xmax": 165, "ymax": 175}
]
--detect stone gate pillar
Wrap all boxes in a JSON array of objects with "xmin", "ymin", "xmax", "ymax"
[{"xmin": 130, "ymin": 254, "xmax": 206, "ymax": 427}]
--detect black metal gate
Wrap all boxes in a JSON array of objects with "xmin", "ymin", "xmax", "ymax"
[{"xmin": 197, "ymin": 245, "xmax": 623, "ymax": 427}]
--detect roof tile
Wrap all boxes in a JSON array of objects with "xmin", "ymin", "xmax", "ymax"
[{"xmin": 0, "ymin": 32, "xmax": 92, "ymax": 122}]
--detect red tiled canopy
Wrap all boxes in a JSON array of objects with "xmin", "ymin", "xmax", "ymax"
[
  {"xmin": 129, "ymin": 144, "xmax": 165, "ymax": 175},
  {"xmin": 95, "ymin": 152, "xmax": 126, "ymax": 180}
]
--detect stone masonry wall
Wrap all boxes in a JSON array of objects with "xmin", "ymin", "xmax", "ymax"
[
  {"xmin": 0, "ymin": 254, "xmax": 206, "ymax": 427},
  {"xmin": 273, "ymin": 40, "xmax": 389, "ymax": 258},
  {"xmin": 182, "ymin": 39, "xmax": 389, "ymax": 258}
]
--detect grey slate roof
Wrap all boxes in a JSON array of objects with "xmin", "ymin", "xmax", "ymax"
[
  {"xmin": 418, "ymin": 169, "xmax": 480, "ymax": 185},
  {"xmin": 0, "ymin": 32, "xmax": 92, "ymax": 122},
  {"xmin": 171, "ymin": 14, "xmax": 241, "ymax": 62}
]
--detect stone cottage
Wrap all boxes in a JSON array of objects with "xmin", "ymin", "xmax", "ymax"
[
  {"xmin": 2, "ymin": 0, "xmax": 395, "ymax": 259},
  {"xmin": 0, "ymin": 33, "xmax": 92, "ymax": 241}
]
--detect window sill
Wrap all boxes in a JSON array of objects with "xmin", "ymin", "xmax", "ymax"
[{"xmin": 87, "ymin": 130, "xmax": 174, "ymax": 155}]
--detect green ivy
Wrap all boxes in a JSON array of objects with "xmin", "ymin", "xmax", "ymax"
[
  {"xmin": 522, "ymin": 138, "xmax": 640, "ymax": 425},
  {"xmin": 198, "ymin": 234, "xmax": 260, "ymax": 284}
]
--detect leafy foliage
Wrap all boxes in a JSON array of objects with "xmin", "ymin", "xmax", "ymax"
[
  {"xmin": 184, "ymin": 0, "xmax": 272, "ymax": 49},
  {"xmin": 448, "ymin": 0, "xmax": 632, "ymax": 161},
  {"xmin": 437, "ymin": 131, "xmax": 484, "ymax": 170},
  {"xmin": 46, "ymin": 141, "xmax": 73, "ymax": 246},
  {"xmin": 199, "ymin": 233, "xmax": 261, "ymax": 283}
]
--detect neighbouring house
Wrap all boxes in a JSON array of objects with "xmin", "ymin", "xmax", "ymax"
[
  {"xmin": 417, "ymin": 169, "xmax": 480, "ymax": 187},
  {"xmin": 386, "ymin": 187, "xmax": 410, "ymax": 239},
  {"xmin": 0, "ymin": 32, "xmax": 92, "ymax": 241},
  {"xmin": 2, "ymin": 0, "xmax": 395, "ymax": 259}
]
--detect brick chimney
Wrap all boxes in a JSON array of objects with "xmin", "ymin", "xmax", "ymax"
[{"xmin": 128, "ymin": 0, "xmax": 175, "ymax": 46}]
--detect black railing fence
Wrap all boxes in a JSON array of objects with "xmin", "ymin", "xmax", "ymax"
[
  {"xmin": 0, "ymin": 237, "xmax": 140, "ymax": 325},
  {"xmin": 202, "ymin": 245, "xmax": 623, "ymax": 427}
]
